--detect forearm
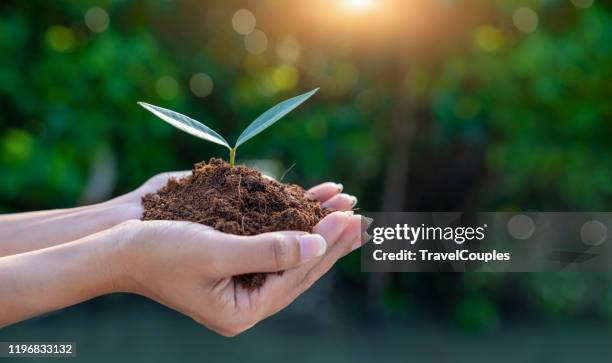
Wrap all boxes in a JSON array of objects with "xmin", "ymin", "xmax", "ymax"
[
  {"xmin": 0, "ymin": 227, "xmax": 128, "ymax": 328},
  {"xmin": 0, "ymin": 201, "xmax": 141, "ymax": 257}
]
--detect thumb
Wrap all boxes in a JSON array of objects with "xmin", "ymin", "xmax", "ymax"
[{"xmin": 211, "ymin": 231, "xmax": 327, "ymax": 276}]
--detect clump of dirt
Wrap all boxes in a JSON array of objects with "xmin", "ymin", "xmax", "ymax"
[{"xmin": 141, "ymin": 158, "xmax": 331, "ymax": 289}]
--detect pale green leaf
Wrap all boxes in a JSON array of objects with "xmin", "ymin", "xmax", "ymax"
[
  {"xmin": 138, "ymin": 102, "xmax": 230, "ymax": 149},
  {"xmin": 235, "ymin": 88, "xmax": 319, "ymax": 148}
]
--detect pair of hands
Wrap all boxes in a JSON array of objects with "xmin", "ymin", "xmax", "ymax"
[{"xmin": 107, "ymin": 173, "xmax": 365, "ymax": 336}]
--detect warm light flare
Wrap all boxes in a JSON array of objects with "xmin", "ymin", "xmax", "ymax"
[
  {"xmin": 342, "ymin": 0, "xmax": 376, "ymax": 11},
  {"xmin": 298, "ymin": 0, "xmax": 476, "ymax": 51}
]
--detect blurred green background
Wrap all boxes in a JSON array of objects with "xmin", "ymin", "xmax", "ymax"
[{"xmin": 1, "ymin": 0, "xmax": 612, "ymax": 361}]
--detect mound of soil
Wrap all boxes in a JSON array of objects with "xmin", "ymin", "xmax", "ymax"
[{"xmin": 141, "ymin": 158, "xmax": 331, "ymax": 289}]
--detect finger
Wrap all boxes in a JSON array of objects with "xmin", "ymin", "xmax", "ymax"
[
  {"xmin": 257, "ymin": 212, "xmax": 352, "ymax": 316},
  {"xmin": 208, "ymin": 231, "xmax": 327, "ymax": 276},
  {"xmin": 322, "ymin": 193, "xmax": 357, "ymax": 210},
  {"xmin": 260, "ymin": 215, "xmax": 362, "ymax": 319},
  {"xmin": 277, "ymin": 211, "xmax": 353, "ymax": 277},
  {"xmin": 221, "ymin": 211, "xmax": 351, "ymax": 276},
  {"xmin": 312, "ymin": 211, "xmax": 352, "ymax": 244},
  {"xmin": 305, "ymin": 182, "xmax": 343, "ymax": 202},
  {"xmin": 349, "ymin": 216, "xmax": 373, "ymax": 253},
  {"xmin": 292, "ymin": 215, "xmax": 363, "ymax": 294}
]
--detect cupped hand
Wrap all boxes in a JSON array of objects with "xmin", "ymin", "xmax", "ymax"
[
  {"xmin": 104, "ymin": 171, "xmax": 191, "ymax": 218},
  {"xmin": 106, "ymin": 173, "xmax": 362, "ymax": 336},
  {"xmin": 110, "ymin": 211, "xmax": 365, "ymax": 337}
]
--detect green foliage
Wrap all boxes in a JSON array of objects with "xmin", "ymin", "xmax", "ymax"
[
  {"xmin": 138, "ymin": 102, "xmax": 230, "ymax": 148},
  {"xmin": 432, "ymin": 3, "xmax": 612, "ymax": 210},
  {"xmin": 235, "ymin": 88, "xmax": 319, "ymax": 147},
  {"xmin": 139, "ymin": 88, "xmax": 318, "ymax": 167}
]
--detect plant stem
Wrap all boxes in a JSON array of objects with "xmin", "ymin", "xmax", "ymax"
[{"xmin": 229, "ymin": 148, "xmax": 236, "ymax": 168}]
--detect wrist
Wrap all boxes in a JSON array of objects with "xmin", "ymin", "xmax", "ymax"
[{"xmin": 97, "ymin": 220, "xmax": 145, "ymax": 294}]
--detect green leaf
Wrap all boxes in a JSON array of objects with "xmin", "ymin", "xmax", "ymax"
[
  {"xmin": 235, "ymin": 88, "xmax": 319, "ymax": 148},
  {"xmin": 138, "ymin": 102, "xmax": 230, "ymax": 149}
]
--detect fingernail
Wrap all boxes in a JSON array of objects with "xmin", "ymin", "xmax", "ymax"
[
  {"xmin": 351, "ymin": 196, "xmax": 358, "ymax": 207},
  {"xmin": 363, "ymin": 216, "xmax": 374, "ymax": 229},
  {"xmin": 298, "ymin": 234, "xmax": 327, "ymax": 262},
  {"xmin": 336, "ymin": 183, "xmax": 343, "ymax": 192},
  {"xmin": 314, "ymin": 211, "xmax": 351, "ymax": 242},
  {"xmin": 345, "ymin": 210, "xmax": 354, "ymax": 216}
]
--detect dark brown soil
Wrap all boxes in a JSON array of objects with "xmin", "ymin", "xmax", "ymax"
[{"xmin": 141, "ymin": 158, "xmax": 331, "ymax": 289}]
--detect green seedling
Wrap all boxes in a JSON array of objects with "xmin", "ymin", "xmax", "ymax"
[{"xmin": 138, "ymin": 88, "xmax": 319, "ymax": 167}]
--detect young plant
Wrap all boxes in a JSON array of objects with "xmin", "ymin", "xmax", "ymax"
[{"xmin": 138, "ymin": 88, "xmax": 319, "ymax": 167}]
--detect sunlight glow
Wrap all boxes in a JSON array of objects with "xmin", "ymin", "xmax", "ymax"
[{"xmin": 342, "ymin": 0, "xmax": 375, "ymax": 11}]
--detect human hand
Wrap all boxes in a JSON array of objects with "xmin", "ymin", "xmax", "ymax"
[
  {"xmin": 0, "ymin": 172, "xmax": 363, "ymax": 329},
  {"xmin": 0, "ymin": 172, "xmax": 190, "ymax": 257},
  {"xmin": 109, "ymin": 210, "xmax": 366, "ymax": 336},
  {"xmin": 103, "ymin": 171, "xmax": 191, "ymax": 220}
]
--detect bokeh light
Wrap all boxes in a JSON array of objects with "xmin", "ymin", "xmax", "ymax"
[
  {"xmin": 0, "ymin": 129, "xmax": 33, "ymax": 163},
  {"xmin": 244, "ymin": 29, "xmax": 268, "ymax": 54},
  {"xmin": 84, "ymin": 7, "xmax": 110, "ymax": 33},
  {"xmin": 580, "ymin": 220, "xmax": 607, "ymax": 246},
  {"xmin": 46, "ymin": 25, "xmax": 75, "ymax": 52},
  {"xmin": 473, "ymin": 25, "xmax": 504, "ymax": 52},
  {"xmin": 273, "ymin": 65, "xmax": 299, "ymax": 91},
  {"xmin": 155, "ymin": 76, "xmax": 179, "ymax": 100},
  {"xmin": 507, "ymin": 214, "xmax": 535, "ymax": 240},
  {"xmin": 513, "ymin": 7, "xmax": 539, "ymax": 33},
  {"xmin": 276, "ymin": 36, "xmax": 301, "ymax": 64},
  {"xmin": 189, "ymin": 73, "xmax": 214, "ymax": 98},
  {"xmin": 258, "ymin": 70, "xmax": 278, "ymax": 96},
  {"xmin": 232, "ymin": 9, "xmax": 256, "ymax": 35}
]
